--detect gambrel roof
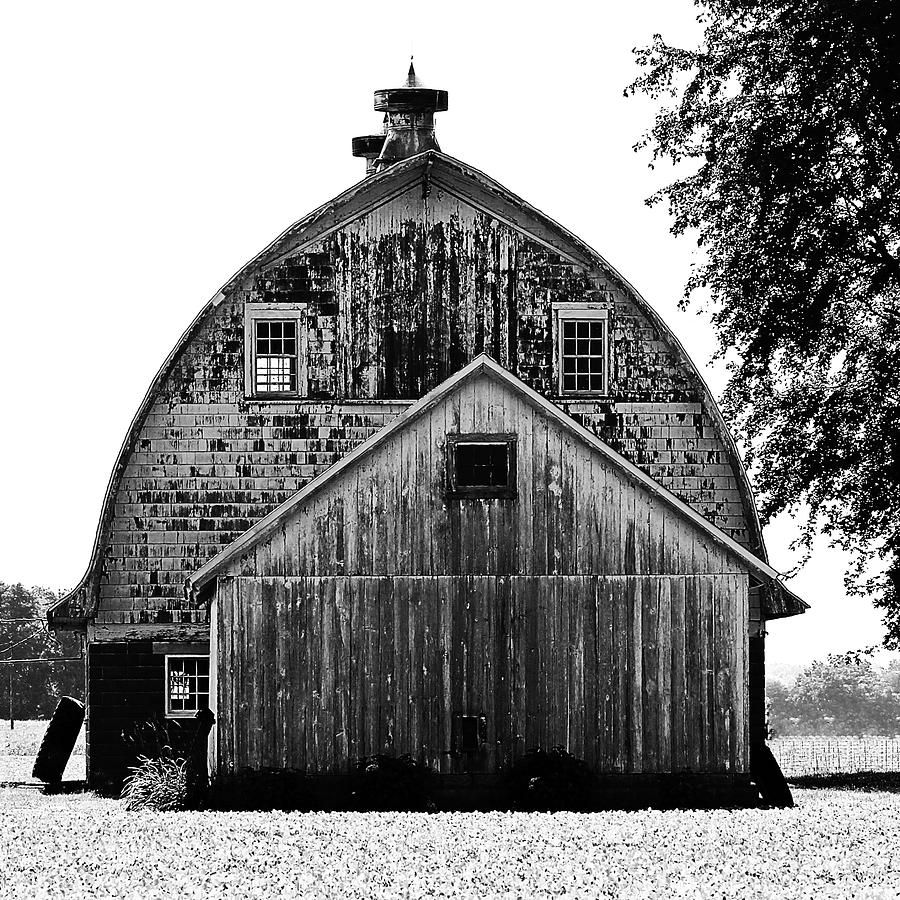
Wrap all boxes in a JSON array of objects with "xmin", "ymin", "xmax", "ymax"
[
  {"xmin": 187, "ymin": 354, "xmax": 806, "ymax": 618},
  {"xmin": 49, "ymin": 149, "xmax": 774, "ymax": 626}
]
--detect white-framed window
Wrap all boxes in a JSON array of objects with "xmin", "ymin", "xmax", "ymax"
[
  {"xmin": 244, "ymin": 304, "xmax": 306, "ymax": 398},
  {"xmin": 554, "ymin": 304, "xmax": 609, "ymax": 396},
  {"xmin": 165, "ymin": 655, "xmax": 210, "ymax": 718}
]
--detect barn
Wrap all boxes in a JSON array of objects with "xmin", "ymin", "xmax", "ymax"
[
  {"xmin": 188, "ymin": 354, "xmax": 802, "ymax": 805},
  {"xmin": 48, "ymin": 62, "xmax": 806, "ymax": 801}
]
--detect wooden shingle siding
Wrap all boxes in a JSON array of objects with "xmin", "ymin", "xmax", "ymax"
[
  {"xmin": 213, "ymin": 573, "xmax": 748, "ymax": 776},
  {"xmin": 76, "ymin": 182, "xmax": 754, "ymax": 626}
]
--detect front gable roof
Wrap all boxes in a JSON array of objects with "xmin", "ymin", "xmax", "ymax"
[{"xmin": 187, "ymin": 354, "xmax": 807, "ymax": 619}]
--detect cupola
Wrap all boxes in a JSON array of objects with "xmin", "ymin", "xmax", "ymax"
[{"xmin": 352, "ymin": 59, "xmax": 448, "ymax": 175}]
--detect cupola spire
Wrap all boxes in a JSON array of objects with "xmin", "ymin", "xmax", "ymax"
[
  {"xmin": 405, "ymin": 56, "xmax": 422, "ymax": 88},
  {"xmin": 352, "ymin": 60, "xmax": 448, "ymax": 176}
]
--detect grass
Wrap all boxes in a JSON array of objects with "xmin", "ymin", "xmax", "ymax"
[
  {"xmin": 1, "ymin": 786, "xmax": 899, "ymax": 898},
  {"xmin": 121, "ymin": 756, "xmax": 190, "ymax": 811},
  {"xmin": 2, "ymin": 726, "xmax": 899, "ymax": 897},
  {"xmin": 0, "ymin": 720, "xmax": 85, "ymax": 785},
  {"xmin": 789, "ymin": 772, "xmax": 900, "ymax": 792},
  {"xmin": 0, "ymin": 720, "xmax": 85, "ymax": 757}
]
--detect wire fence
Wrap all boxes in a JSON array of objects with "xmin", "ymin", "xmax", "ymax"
[{"xmin": 770, "ymin": 737, "xmax": 900, "ymax": 777}]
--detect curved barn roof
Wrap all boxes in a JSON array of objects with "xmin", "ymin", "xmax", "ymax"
[{"xmin": 48, "ymin": 150, "xmax": 777, "ymax": 626}]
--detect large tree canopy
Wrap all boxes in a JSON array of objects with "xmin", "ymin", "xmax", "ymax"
[
  {"xmin": 0, "ymin": 584, "xmax": 82, "ymax": 719},
  {"xmin": 629, "ymin": 1, "xmax": 900, "ymax": 643}
]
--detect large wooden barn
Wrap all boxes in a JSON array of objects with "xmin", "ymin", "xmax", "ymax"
[{"xmin": 49, "ymin": 63, "xmax": 805, "ymax": 801}]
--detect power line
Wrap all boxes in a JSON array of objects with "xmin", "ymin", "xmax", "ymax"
[
  {"xmin": 0, "ymin": 656, "xmax": 82, "ymax": 665},
  {"xmin": 0, "ymin": 628, "xmax": 46, "ymax": 657}
]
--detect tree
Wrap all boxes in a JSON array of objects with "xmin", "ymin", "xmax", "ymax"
[
  {"xmin": 767, "ymin": 656, "xmax": 900, "ymax": 736},
  {"xmin": 0, "ymin": 584, "xmax": 82, "ymax": 720},
  {"xmin": 629, "ymin": 2, "xmax": 900, "ymax": 642}
]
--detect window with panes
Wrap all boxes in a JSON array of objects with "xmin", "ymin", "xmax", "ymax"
[
  {"xmin": 555, "ymin": 307, "xmax": 609, "ymax": 396},
  {"xmin": 254, "ymin": 319, "xmax": 298, "ymax": 394},
  {"xmin": 165, "ymin": 656, "xmax": 210, "ymax": 718},
  {"xmin": 244, "ymin": 304, "xmax": 305, "ymax": 399}
]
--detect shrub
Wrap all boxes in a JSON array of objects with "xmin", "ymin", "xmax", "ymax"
[
  {"xmin": 121, "ymin": 755, "xmax": 190, "ymax": 811},
  {"xmin": 119, "ymin": 711, "xmax": 213, "ymax": 808},
  {"xmin": 349, "ymin": 754, "xmax": 434, "ymax": 812},
  {"xmin": 499, "ymin": 747, "xmax": 599, "ymax": 812},
  {"xmin": 121, "ymin": 716, "xmax": 191, "ymax": 760}
]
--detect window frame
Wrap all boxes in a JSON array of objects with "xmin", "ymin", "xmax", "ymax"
[
  {"xmin": 244, "ymin": 303, "xmax": 307, "ymax": 400},
  {"xmin": 446, "ymin": 432, "xmax": 518, "ymax": 499},
  {"xmin": 554, "ymin": 303, "xmax": 610, "ymax": 397},
  {"xmin": 164, "ymin": 654, "xmax": 210, "ymax": 719}
]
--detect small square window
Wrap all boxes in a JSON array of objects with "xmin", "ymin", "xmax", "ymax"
[
  {"xmin": 165, "ymin": 655, "xmax": 210, "ymax": 718},
  {"xmin": 456, "ymin": 443, "xmax": 509, "ymax": 487},
  {"xmin": 447, "ymin": 434, "xmax": 517, "ymax": 499}
]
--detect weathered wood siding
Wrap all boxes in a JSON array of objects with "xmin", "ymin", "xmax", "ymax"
[
  {"xmin": 213, "ymin": 573, "xmax": 748, "ymax": 776},
  {"xmin": 68, "ymin": 174, "xmax": 755, "ymax": 627},
  {"xmin": 211, "ymin": 370, "xmax": 751, "ymax": 776},
  {"xmin": 220, "ymin": 373, "xmax": 747, "ymax": 579}
]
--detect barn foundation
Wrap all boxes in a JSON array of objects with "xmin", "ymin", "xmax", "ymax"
[{"xmin": 207, "ymin": 771, "xmax": 761, "ymax": 812}]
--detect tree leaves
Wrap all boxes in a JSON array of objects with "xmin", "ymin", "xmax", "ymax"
[
  {"xmin": 768, "ymin": 657, "xmax": 900, "ymax": 736},
  {"xmin": 629, "ymin": 1, "xmax": 900, "ymax": 643},
  {"xmin": 0, "ymin": 585, "xmax": 82, "ymax": 719}
]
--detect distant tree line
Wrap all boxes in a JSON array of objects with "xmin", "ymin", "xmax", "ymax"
[
  {"xmin": 768, "ymin": 655, "xmax": 900, "ymax": 737},
  {"xmin": 0, "ymin": 583, "xmax": 82, "ymax": 721}
]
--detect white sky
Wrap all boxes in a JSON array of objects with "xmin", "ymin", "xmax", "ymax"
[{"xmin": 0, "ymin": 0, "xmax": 891, "ymax": 666}]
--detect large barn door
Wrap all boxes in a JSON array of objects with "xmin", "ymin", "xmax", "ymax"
[{"xmin": 215, "ymin": 573, "xmax": 747, "ymax": 777}]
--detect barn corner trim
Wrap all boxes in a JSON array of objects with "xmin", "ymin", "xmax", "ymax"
[{"xmin": 186, "ymin": 353, "xmax": 807, "ymax": 618}]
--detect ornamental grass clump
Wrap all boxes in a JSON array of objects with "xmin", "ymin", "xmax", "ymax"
[{"xmin": 121, "ymin": 755, "xmax": 190, "ymax": 811}]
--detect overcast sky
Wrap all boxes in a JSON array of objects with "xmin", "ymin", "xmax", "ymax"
[{"xmin": 0, "ymin": 0, "xmax": 890, "ymax": 666}]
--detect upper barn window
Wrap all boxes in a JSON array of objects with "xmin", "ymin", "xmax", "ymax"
[
  {"xmin": 244, "ymin": 304, "xmax": 306, "ymax": 398},
  {"xmin": 165, "ymin": 655, "xmax": 210, "ymax": 718},
  {"xmin": 448, "ymin": 434, "xmax": 517, "ymax": 498},
  {"xmin": 554, "ymin": 305, "xmax": 609, "ymax": 396}
]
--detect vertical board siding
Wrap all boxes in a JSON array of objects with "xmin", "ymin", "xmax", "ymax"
[{"xmin": 214, "ymin": 573, "xmax": 748, "ymax": 776}]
